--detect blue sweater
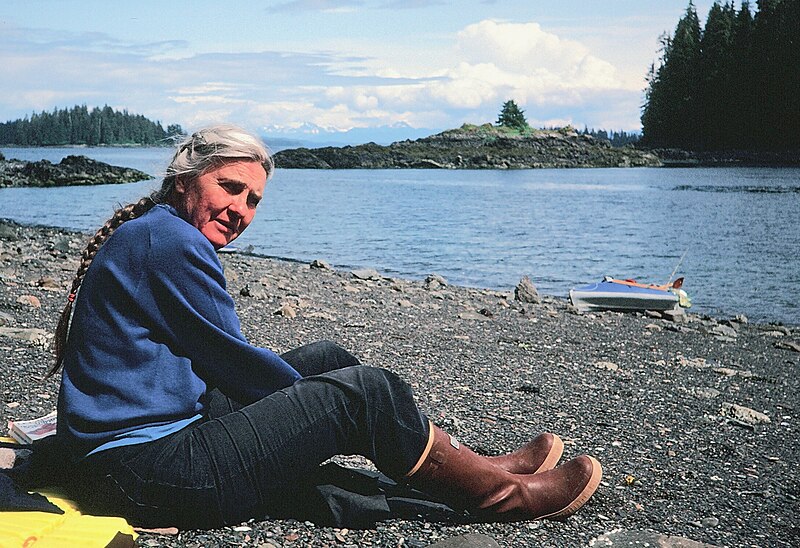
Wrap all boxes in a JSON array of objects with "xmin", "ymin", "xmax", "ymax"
[{"xmin": 57, "ymin": 205, "xmax": 301, "ymax": 458}]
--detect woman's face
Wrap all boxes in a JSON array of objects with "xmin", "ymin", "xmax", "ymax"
[{"xmin": 172, "ymin": 160, "xmax": 267, "ymax": 249}]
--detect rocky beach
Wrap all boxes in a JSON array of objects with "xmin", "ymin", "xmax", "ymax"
[{"xmin": 1, "ymin": 219, "xmax": 798, "ymax": 547}]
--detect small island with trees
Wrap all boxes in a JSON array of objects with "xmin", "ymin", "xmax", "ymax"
[
  {"xmin": 0, "ymin": 105, "xmax": 182, "ymax": 187},
  {"xmin": 0, "ymin": 104, "xmax": 184, "ymax": 147},
  {"xmin": 273, "ymin": 102, "xmax": 660, "ymax": 170}
]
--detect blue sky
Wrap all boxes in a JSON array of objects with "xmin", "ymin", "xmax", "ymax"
[{"xmin": 1, "ymin": 1, "xmax": 717, "ymax": 134}]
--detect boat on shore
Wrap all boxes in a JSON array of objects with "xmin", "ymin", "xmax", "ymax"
[{"xmin": 569, "ymin": 276, "xmax": 691, "ymax": 313}]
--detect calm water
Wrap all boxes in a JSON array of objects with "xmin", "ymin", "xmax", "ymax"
[{"xmin": 2, "ymin": 146, "xmax": 798, "ymax": 325}]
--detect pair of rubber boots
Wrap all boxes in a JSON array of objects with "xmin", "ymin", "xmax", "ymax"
[{"xmin": 407, "ymin": 423, "xmax": 602, "ymax": 521}]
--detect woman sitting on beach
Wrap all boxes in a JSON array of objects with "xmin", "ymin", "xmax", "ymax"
[{"xmin": 50, "ymin": 124, "xmax": 602, "ymax": 529}]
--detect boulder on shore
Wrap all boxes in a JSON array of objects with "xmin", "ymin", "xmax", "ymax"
[{"xmin": 514, "ymin": 275, "xmax": 541, "ymax": 304}]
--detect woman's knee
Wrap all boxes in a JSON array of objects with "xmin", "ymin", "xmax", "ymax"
[
  {"xmin": 288, "ymin": 366, "xmax": 416, "ymax": 424},
  {"xmin": 316, "ymin": 340, "xmax": 361, "ymax": 368},
  {"xmin": 335, "ymin": 365, "xmax": 412, "ymax": 402},
  {"xmin": 281, "ymin": 340, "xmax": 360, "ymax": 376}
]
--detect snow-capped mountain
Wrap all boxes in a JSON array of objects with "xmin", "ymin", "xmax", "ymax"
[{"xmin": 260, "ymin": 122, "xmax": 439, "ymax": 149}]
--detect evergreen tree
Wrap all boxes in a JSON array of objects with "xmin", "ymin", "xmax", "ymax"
[
  {"xmin": 642, "ymin": 2, "xmax": 702, "ymax": 148},
  {"xmin": 166, "ymin": 124, "xmax": 186, "ymax": 138},
  {"xmin": 496, "ymin": 100, "xmax": 529, "ymax": 130},
  {"xmin": 750, "ymin": 0, "xmax": 775, "ymax": 148},
  {"xmin": 729, "ymin": 1, "xmax": 754, "ymax": 148},
  {"xmin": 758, "ymin": 0, "xmax": 800, "ymax": 150},
  {"xmin": 640, "ymin": 60, "xmax": 665, "ymax": 146},
  {"xmin": 581, "ymin": 127, "xmax": 640, "ymax": 147},
  {"xmin": 642, "ymin": 0, "xmax": 798, "ymax": 152},
  {"xmin": 698, "ymin": 2, "xmax": 735, "ymax": 149}
]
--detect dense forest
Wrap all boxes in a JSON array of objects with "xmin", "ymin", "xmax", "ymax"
[
  {"xmin": 0, "ymin": 105, "xmax": 185, "ymax": 146},
  {"xmin": 641, "ymin": 0, "xmax": 799, "ymax": 151},
  {"xmin": 580, "ymin": 128, "xmax": 640, "ymax": 147}
]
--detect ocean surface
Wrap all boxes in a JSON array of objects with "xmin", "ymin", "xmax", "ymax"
[{"xmin": 2, "ymin": 146, "xmax": 798, "ymax": 325}]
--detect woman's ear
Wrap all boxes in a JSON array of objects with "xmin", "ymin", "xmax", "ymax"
[{"xmin": 174, "ymin": 176, "xmax": 187, "ymax": 195}]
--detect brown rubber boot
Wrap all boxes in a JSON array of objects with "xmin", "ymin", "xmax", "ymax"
[
  {"xmin": 486, "ymin": 432, "xmax": 564, "ymax": 475},
  {"xmin": 406, "ymin": 423, "xmax": 602, "ymax": 521}
]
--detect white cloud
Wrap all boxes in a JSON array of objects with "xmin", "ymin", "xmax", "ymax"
[
  {"xmin": 454, "ymin": 20, "xmax": 622, "ymax": 91},
  {"xmin": 0, "ymin": 18, "xmax": 644, "ymax": 133},
  {"xmin": 378, "ymin": 0, "xmax": 446, "ymax": 8},
  {"xmin": 297, "ymin": 19, "xmax": 640, "ymax": 129},
  {"xmin": 270, "ymin": 0, "xmax": 365, "ymax": 13},
  {"xmin": 169, "ymin": 95, "xmax": 249, "ymax": 106},
  {"xmin": 460, "ymin": 21, "xmax": 577, "ymax": 72},
  {"xmin": 173, "ymin": 82, "xmax": 251, "ymax": 95}
]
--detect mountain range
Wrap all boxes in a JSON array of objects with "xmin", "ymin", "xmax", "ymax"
[{"xmin": 259, "ymin": 122, "xmax": 441, "ymax": 149}]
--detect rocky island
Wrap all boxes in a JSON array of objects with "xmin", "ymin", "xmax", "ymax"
[
  {"xmin": 273, "ymin": 124, "xmax": 662, "ymax": 169},
  {"xmin": 0, "ymin": 152, "xmax": 151, "ymax": 188}
]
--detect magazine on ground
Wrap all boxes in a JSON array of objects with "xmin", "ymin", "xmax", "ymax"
[{"xmin": 6, "ymin": 410, "xmax": 57, "ymax": 444}]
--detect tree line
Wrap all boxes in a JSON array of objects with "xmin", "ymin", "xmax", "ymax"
[
  {"xmin": 641, "ymin": 0, "xmax": 799, "ymax": 151},
  {"xmin": 0, "ymin": 105, "xmax": 185, "ymax": 146},
  {"xmin": 580, "ymin": 128, "xmax": 640, "ymax": 147}
]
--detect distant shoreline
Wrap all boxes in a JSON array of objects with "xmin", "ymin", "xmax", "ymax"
[
  {"xmin": 0, "ymin": 142, "xmax": 174, "ymax": 149},
  {"xmin": 4, "ymin": 142, "xmax": 799, "ymax": 169},
  {"xmin": 649, "ymin": 148, "xmax": 800, "ymax": 168}
]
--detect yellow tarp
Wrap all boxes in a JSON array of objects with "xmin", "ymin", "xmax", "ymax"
[{"xmin": 0, "ymin": 490, "xmax": 137, "ymax": 548}]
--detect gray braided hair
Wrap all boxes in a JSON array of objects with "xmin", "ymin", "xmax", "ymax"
[{"xmin": 49, "ymin": 124, "xmax": 272, "ymax": 377}]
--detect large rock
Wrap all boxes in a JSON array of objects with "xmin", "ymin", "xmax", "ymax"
[
  {"xmin": 514, "ymin": 275, "xmax": 540, "ymax": 303},
  {"xmin": 0, "ymin": 221, "xmax": 19, "ymax": 240},
  {"xmin": 310, "ymin": 259, "xmax": 332, "ymax": 270},
  {"xmin": 424, "ymin": 274, "xmax": 448, "ymax": 290},
  {"xmin": 710, "ymin": 324, "xmax": 738, "ymax": 339},
  {"xmin": 352, "ymin": 268, "xmax": 382, "ymax": 281},
  {"xmin": 720, "ymin": 402, "xmax": 771, "ymax": 425},
  {"xmin": 662, "ymin": 308, "xmax": 688, "ymax": 323},
  {"xmin": 425, "ymin": 533, "xmax": 500, "ymax": 548},
  {"xmin": 590, "ymin": 529, "xmax": 720, "ymax": 547},
  {"xmin": 0, "ymin": 327, "xmax": 50, "ymax": 345},
  {"xmin": 775, "ymin": 340, "xmax": 800, "ymax": 352}
]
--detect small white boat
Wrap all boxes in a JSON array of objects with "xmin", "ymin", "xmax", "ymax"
[{"xmin": 569, "ymin": 276, "xmax": 690, "ymax": 313}]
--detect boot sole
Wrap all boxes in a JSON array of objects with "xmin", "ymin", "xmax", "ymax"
[
  {"xmin": 532, "ymin": 434, "xmax": 564, "ymax": 474},
  {"xmin": 539, "ymin": 456, "xmax": 603, "ymax": 521}
]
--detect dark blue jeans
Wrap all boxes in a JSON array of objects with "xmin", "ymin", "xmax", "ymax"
[{"xmin": 75, "ymin": 341, "xmax": 431, "ymax": 528}]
